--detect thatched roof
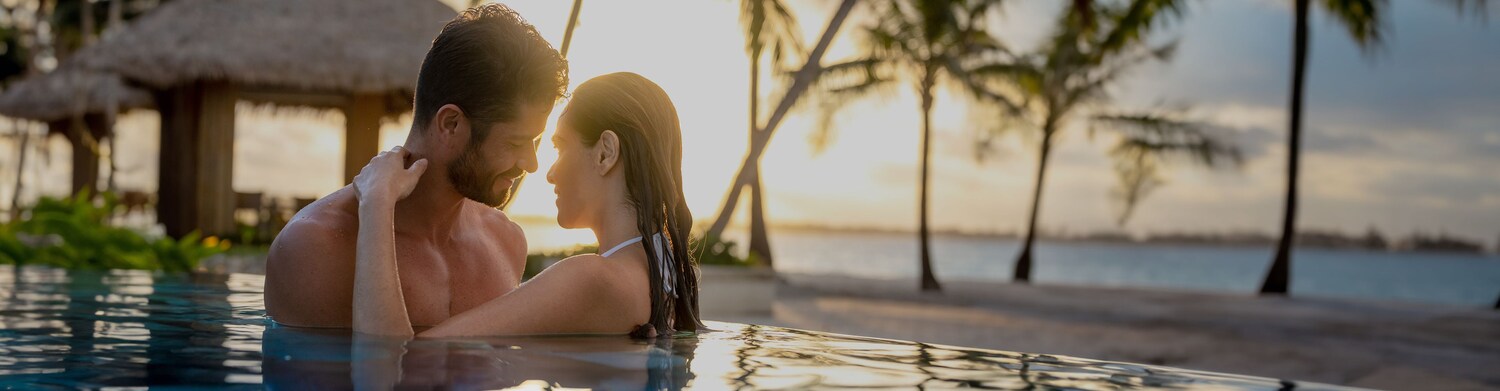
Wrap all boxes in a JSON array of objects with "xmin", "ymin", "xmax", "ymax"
[
  {"xmin": 0, "ymin": 67, "xmax": 153, "ymax": 122},
  {"xmin": 71, "ymin": 0, "xmax": 456, "ymax": 99}
]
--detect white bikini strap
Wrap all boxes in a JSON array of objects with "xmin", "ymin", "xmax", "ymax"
[
  {"xmin": 599, "ymin": 234, "xmax": 676, "ymax": 298},
  {"xmin": 599, "ymin": 236, "xmax": 644, "ymax": 257}
]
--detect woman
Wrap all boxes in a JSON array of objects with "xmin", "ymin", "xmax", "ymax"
[{"xmin": 350, "ymin": 72, "xmax": 702, "ymax": 338}]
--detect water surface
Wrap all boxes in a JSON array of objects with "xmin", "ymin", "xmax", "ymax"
[{"xmin": 0, "ymin": 266, "xmax": 1354, "ymax": 389}]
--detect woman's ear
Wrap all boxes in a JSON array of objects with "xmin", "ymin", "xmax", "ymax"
[{"xmin": 596, "ymin": 130, "xmax": 621, "ymax": 176}]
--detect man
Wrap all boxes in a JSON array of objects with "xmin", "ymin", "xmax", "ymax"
[{"xmin": 265, "ymin": 4, "xmax": 568, "ymax": 328}]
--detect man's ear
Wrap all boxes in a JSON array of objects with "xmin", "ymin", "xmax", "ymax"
[
  {"xmin": 596, "ymin": 130, "xmax": 621, "ymax": 176},
  {"xmin": 433, "ymin": 104, "xmax": 469, "ymax": 146}
]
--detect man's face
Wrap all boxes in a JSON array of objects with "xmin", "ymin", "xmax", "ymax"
[{"xmin": 448, "ymin": 103, "xmax": 553, "ymax": 207}]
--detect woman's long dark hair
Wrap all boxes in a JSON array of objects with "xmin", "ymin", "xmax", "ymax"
[{"xmin": 563, "ymin": 72, "xmax": 702, "ymax": 335}]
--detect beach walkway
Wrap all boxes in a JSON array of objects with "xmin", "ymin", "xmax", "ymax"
[{"xmin": 716, "ymin": 274, "xmax": 1500, "ymax": 391}]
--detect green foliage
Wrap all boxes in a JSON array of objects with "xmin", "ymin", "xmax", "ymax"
[
  {"xmin": 0, "ymin": 190, "xmax": 228, "ymax": 272},
  {"xmin": 696, "ymin": 235, "xmax": 759, "ymax": 267}
]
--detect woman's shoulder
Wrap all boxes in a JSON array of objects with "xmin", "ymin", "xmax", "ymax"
[
  {"xmin": 541, "ymin": 253, "xmax": 649, "ymax": 293},
  {"xmin": 548, "ymin": 253, "xmax": 637, "ymax": 276}
]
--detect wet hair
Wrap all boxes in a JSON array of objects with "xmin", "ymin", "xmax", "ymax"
[
  {"xmin": 412, "ymin": 3, "xmax": 568, "ymax": 138},
  {"xmin": 563, "ymin": 72, "xmax": 702, "ymax": 336}
]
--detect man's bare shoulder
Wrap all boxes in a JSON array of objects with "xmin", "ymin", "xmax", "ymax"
[
  {"xmin": 264, "ymin": 188, "xmax": 359, "ymax": 327},
  {"xmin": 462, "ymin": 200, "xmax": 526, "ymax": 250},
  {"xmin": 270, "ymin": 188, "xmax": 359, "ymax": 260}
]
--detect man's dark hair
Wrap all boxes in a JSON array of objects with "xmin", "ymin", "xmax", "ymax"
[{"xmin": 412, "ymin": 3, "xmax": 568, "ymax": 134}]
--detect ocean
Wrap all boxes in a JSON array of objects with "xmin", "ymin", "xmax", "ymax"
[{"xmin": 519, "ymin": 223, "xmax": 1500, "ymax": 308}]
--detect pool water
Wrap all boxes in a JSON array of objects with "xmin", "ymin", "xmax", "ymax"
[{"xmin": 0, "ymin": 266, "xmax": 1354, "ymax": 389}]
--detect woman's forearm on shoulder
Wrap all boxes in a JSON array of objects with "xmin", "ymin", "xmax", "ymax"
[{"xmin": 353, "ymin": 199, "xmax": 414, "ymax": 337}]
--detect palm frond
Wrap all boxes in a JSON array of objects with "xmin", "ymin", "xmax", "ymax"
[
  {"xmin": 1092, "ymin": 112, "xmax": 1243, "ymax": 168},
  {"xmin": 1432, "ymin": 0, "xmax": 1489, "ymax": 22},
  {"xmin": 1319, "ymin": 0, "xmax": 1386, "ymax": 51},
  {"xmin": 1095, "ymin": 0, "xmax": 1190, "ymax": 57},
  {"xmin": 1107, "ymin": 143, "xmax": 1164, "ymax": 226}
]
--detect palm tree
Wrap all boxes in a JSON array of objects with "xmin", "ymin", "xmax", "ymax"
[
  {"xmin": 1257, "ymin": 0, "xmax": 1486, "ymax": 294},
  {"xmin": 813, "ymin": 0, "xmax": 1008, "ymax": 291},
  {"xmin": 965, "ymin": 0, "xmax": 1239, "ymax": 283},
  {"xmin": 704, "ymin": 0, "xmax": 859, "ymax": 261},
  {"xmin": 701, "ymin": 0, "xmax": 804, "ymax": 265},
  {"xmin": 1260, "ymin": 0, "xmax": 1386, "ymax": 294}
]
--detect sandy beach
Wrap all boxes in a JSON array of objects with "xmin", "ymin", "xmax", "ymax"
[{"xmin": 714, "ymin": 274, "xmax": 1500, "ymax": 391}]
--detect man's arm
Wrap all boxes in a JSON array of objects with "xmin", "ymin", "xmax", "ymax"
[{"xmin": 264, "ymin": 217, "xmax": 357, "ymax": 328}]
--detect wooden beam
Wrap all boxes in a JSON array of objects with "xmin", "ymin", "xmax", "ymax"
[
  {"xmin": 239, "ymin": 88, "xmax": 351, "ymax": 110},
  {"xmin": 343, "ymin": 94, "xmax": 384, "ymax": 184}
]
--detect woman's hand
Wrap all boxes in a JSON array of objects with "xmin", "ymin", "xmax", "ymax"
[{"xmin": 353, "ymin": 146, "xmax": 429, "ymax": 209}]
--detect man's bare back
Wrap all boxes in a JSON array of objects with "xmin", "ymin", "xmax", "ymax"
[{"xmin": 264, "ymin": 186, "xmax": 526, "ymax": 328}]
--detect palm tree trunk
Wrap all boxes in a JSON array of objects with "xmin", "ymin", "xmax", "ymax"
[
  {"xmin": 918, "ymin": 67, "xmax": 941, "ymax": 292},
  {"xmin": 706, "ymin": 176, "xmax": 747, "ymax": 238},
  {"xmin": 559, "ymin": 0, "xmax": 583, "ymax": 56},
  {"xmin": 1262, "ymin": 0, "xmax": 1310, "ymax": 295},
  {"xmin": 706, "ymin": 44, "xmax": 763, "ymax": 241},
  {"xmin": 10, "ymin": 121, "xmax": 30, "ymax": 220},
  {"xmin": 746, "ymin": 49, "xmax": 774, "ymax": 265},
  {"xmin": 748, "ymin": 166, "xmax": 772, "ymax": 264},
  {"xmin": 1015, "ymin": 122, "xmax": 1056, "ymax": 283},
  {"xmin": 707, "ymin": 0, "xmax": 857, "ymax": 239}
]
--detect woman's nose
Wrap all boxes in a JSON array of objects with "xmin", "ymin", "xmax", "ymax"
[{"xmin": 545, "ymin": 160, "xmax": 558, "ymax": 185}]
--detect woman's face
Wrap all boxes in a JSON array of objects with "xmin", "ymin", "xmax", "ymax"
[{"xmin": 546, "ymin": 112, "xmax": 601, "ymax": 229}]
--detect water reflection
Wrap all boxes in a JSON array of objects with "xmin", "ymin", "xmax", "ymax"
[
  {"xmin": 1, "ymin": 266, "xmax": 1349, "ymax": 389},
  {"xmin": 263, "ymin": 325, "xmax": 696, "ymax": 389}
]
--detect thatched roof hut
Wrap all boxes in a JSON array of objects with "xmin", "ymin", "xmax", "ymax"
[
  {"xmin": 0, "ymin": 66, "xmax": 154, "ymax": 195},
  {"xmin": 71, "ymin": 0, "xmax": 454, "ymax": 108},
  {"xmin": 0, "ymin": 67, "xmax": 152, "ymax": 122},
  {"xmin": 61, "ymin": 0, "xmax": 457, "ymax": 237}
]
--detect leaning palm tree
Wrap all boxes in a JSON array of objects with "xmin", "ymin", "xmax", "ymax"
[
  {"xmin": 965, "ymin": 0, "xmax": 1239, "ymax": 283},
  {"xmin": 813, "ymin": 0, "xmax": 1008, "ymax": 291},
  {"xmin": 702, "ymin": 0, "xmax": 804, "ymax": 265},
  {"xmin": 706, "ymin": 0, "xmax": 859, "ymax": 260}
]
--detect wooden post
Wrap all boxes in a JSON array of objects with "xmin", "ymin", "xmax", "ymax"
[
  {"xmin": 197, "ymin": 82, "xmax": 237, "ymax": 237},
  {"xmin": 52, "ymin": 119, "xmax": 98, "ymax": 196},
  {"xmin": 50, "ymin": 114, "xmax": 113, "ymax": 197},
  {"xmin": 343, "ymin": 94, "xmax": 384, "ymax": 184},
  {"xmin": 156, "ymin": 81, "xmax": 237, "ymax": 238}
]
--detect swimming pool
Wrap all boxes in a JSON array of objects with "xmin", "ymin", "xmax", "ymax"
[{"xmin": 0, "ymin": 266, "xmax": 1354, "ymax": 389}]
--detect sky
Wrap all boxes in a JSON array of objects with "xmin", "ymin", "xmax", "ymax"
[{"xmin": 2, "ymin": 0, "xmax": 1497, "ymax": 243}]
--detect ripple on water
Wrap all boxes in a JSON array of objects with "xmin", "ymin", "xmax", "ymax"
[{"xmin": 0, "ymin": 266, "xmax": 1357, "ymax": 389}]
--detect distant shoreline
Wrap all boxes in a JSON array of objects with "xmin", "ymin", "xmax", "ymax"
[
  {"xmin": 725, "ymin": 223, "xmax": 1499, "ymax": 256},
  {"xmin": 507, "ymin": 215, "xmax": 1497, "ymax": 256}
]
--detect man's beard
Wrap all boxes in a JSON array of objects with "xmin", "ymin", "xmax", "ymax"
[{"xmin": 448, "ymin": 143, "xmax": 522, "ymax": 208}]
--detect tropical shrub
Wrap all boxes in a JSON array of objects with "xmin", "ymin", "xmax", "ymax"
[{"xmin": 0, "ymin": 191, "xmax": 228, "ymax": 272}]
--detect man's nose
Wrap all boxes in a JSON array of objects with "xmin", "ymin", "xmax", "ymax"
[{"xmin": 520, "ymin": 145, "xmax": 539, "ymax": 173}]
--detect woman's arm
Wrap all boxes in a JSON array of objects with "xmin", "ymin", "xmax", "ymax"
[
  {"xmin": 418, "ymin": 256, "xmax": 638, "ymax": 338},
  {"xmin": 351, "ymin": 146, "xmax": 428, "ymax": 337}
]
